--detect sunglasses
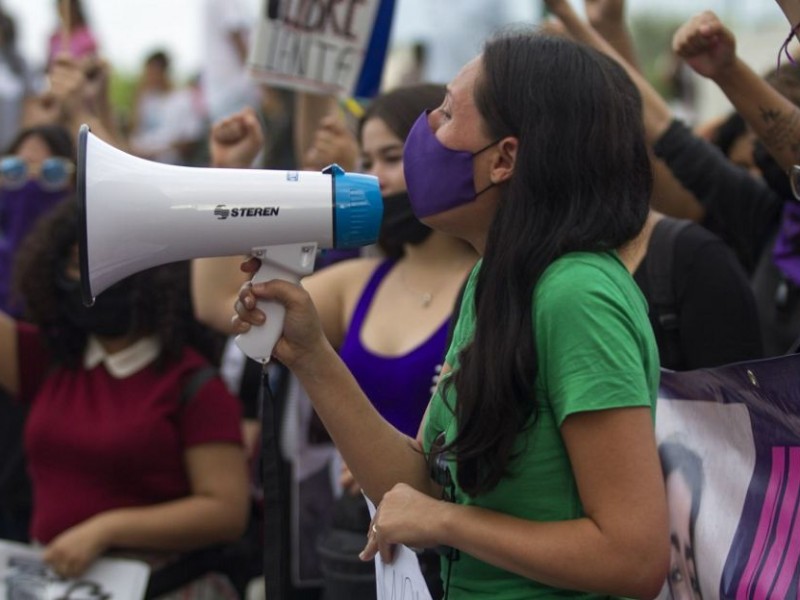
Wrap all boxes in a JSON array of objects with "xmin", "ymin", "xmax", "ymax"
[{"xmin": 0, "ymin": 155, "xmax": 75, "ymax": 191}]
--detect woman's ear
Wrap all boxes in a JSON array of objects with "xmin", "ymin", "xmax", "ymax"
[{"xmin": 489, "ymin": 136, "xmax": 518, "ymax": 184}]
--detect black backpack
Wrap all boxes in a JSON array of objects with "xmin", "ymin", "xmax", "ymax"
[{"xmin": 646, "ymin": 217, "xmax": 692, "ymax": 370}]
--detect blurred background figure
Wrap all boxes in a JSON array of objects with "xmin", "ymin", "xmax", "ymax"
[
  {"xmin": 544, "ymin": 0, "xmax": 766, "ymax": 371},
  {"xmin": 47, "ymin": 0, "xmax": 98, "ymax": 66},
  {"xmin": 129, "ymin": 50, "xmax": 205, "ymax": 165},
  {"xmin": 200, "ymin": 0, "xmax": 259, "ymax": 124},
  {"xmin": 0, "ymin": 7, "xmax": 37, "ymax": 153},
  {"xmin": 0, "ymin": 197, "xmax": 249, "ymax": 592},
  {"xmin": 0, "ymin": 124, "xmax": 74, "ymax": 316},
  {"xmin": 0, "ymin": 123, "xmax": 73, "ymax": 546}
]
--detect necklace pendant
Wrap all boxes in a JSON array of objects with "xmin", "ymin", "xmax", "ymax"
[{"xmin": 421, "ymin": 292, "xmax": 433, "ymax": 307}]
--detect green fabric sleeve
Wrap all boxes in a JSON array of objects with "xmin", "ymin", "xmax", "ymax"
[{"xmin": 535, "ymin": 257, "xmax": 656, "ymax": 426}]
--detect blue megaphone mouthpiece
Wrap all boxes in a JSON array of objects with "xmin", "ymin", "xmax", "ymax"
[{"xmin": 326, "ymin": 163, "xmax": 383, "ymax": 248}]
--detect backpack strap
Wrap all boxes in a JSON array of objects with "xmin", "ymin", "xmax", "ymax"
[
  {"xmin": 178, "ymin": 366, "xmax": 218, "ymax": 408},
  {"xmin": 144, "ymin": 365, "xmax": 225, "ymax": 599},
  {"xmin": 646, "ymin": 217, "xmax": 692, "ymax": 369}
]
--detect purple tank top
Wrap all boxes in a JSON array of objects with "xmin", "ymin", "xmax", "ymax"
[{"xmin": 339, "ymin": 260, "xmax": 450, "ymax": 437}]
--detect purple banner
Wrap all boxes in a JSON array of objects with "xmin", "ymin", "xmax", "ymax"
[{"xmin": 656, "ymin": 353, "xmax": 800, "ymax": 599}]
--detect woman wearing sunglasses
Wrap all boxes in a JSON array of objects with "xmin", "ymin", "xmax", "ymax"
[
  {"xmin": 0, "ymin": 124, "xmax": 75, "ymax": 545},
  {"xmin": 1, "ymin": 124, "xmax": 75, "ymax": 317},
  {"xmin": 0, "ymin": 124, "xmax": 75, "ymax": 546}
]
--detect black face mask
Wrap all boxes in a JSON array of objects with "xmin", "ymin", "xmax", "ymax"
[
  {"xmin": 379, "ymin": 191, "xmax": 433, "ymax": 252},
  {"xmin": 56, "ymin": 276, "xmax": 136, "ymax": 338}
]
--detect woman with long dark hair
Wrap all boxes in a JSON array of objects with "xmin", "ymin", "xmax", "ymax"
[{"xmin": 234, "ymin": 30, "xmax": 669, "ymax": 598}]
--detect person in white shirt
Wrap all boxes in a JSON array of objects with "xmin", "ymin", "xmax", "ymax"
[{"xmin": 200, "ymin": 0, "xmax": 260, "ymax": 123}]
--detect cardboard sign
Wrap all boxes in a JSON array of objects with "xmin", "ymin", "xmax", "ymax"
[
  {"xmin": 248, "ymin": 0, "xmax": 395, "ymax": 98},
  {"xmin": 0, "ymin": 540, "xmax": 150, "ymax": 600}
]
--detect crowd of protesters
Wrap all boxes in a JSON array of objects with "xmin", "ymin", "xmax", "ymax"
[{"xmin": 1, "ymin": 0, "xmax": 799, "ymax": 598}]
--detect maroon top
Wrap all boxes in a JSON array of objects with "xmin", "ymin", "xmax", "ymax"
[{"xmin": 17, "ymin": 322, "xmax": 242, "ymax": 543}]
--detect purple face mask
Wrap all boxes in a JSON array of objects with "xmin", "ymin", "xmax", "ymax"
[{"xmin": 402, "ymin": 111, "xmax": 497, "ymax": 219}]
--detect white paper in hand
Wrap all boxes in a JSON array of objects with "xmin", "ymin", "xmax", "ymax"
[
  {"xmin": 364, "ymin": 496, "xmax": 433, "ymax": 600},
  {"xmin": 0, "ymin": 539, "xmax": 150, "ymax": 600}
]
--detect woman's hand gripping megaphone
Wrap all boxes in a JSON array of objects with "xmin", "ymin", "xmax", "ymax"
[
  {"xmin": 210, "ymin": 110, "xmax": 321, "ymax": 364},
  {"xmin": 207, "ymin": 108, "xmax": 382, "ymax": 363},
  {"xmin": 233, "ymin": 257, "xmax": 334, "ymax": 371}
]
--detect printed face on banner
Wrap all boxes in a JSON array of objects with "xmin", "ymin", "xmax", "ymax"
[
  {"xmin": 248, "ymin": 0, "xmax": 386, "ymax": 97},
  {"xmin": 655, "ymin": 399, "xmax": 756, "ymax": 600},
  {"xmin": 656, "ymin": 355, "xmax": 800, "ymax": 600},
  {"xmin": 665, "ymin": 470, "xmax": 701, "ymax": 600}
]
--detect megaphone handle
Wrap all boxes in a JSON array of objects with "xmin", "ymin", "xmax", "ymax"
[{"xmin": 235, "ymin": 262, "xmax": 296, "ymax": 364}]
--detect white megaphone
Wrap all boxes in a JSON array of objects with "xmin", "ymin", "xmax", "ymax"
[{"xmin": 77, "ymin": 125, "xmax": 382, "ymax": 363}]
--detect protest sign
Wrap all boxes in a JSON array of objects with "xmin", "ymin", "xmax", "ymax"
[
  {"xmin": 248, "ymin": 0, "xmax": 395, "ymax": 98},
  {"xmin": 0, "ymin": 540, "xmax": 150, "ymax": 600},
  {"xmin": 655, "ymin": 353, "xmax": 800, "ymax": 599},
  {"xmin": 365, "ymin": 497, "xmax": 433, "ymax": 600}
]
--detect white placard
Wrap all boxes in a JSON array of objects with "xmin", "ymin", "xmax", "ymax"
[
  {"xmin": 0, "ymin": 540, "xmax": 150, "ymax": 600},
  {"xmin": 364, "ymin": 497, "xmax": 433, "ymax": 600},
  {"xmin": 248, "ymin": 0, "xmax": 384, "ymax": 96}
]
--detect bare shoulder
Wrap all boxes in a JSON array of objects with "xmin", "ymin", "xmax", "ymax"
[{"xmin": 302, "ymin": 256, "xmax": 384, "ymax": 299}]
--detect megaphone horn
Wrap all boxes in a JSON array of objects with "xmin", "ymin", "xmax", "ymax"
[{"xmin": 77, "ymin": 124, "xmax": 382, "ymax": 363}]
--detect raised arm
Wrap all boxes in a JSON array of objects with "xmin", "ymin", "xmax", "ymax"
[
  {"xmin": 775, "ymin": 0, "xmax": 800, "ymax": 33},
  {"xmin": 31, "ymin": 54, "xmax": 127, "ymax": 150},
  {"xmin": 294, "ymin": 93, "xmax": 337, "ymax": 167},
  {"xmin": 545, "ymin": 0, "xmax": 673, "ymax": 143},
  {"xmin": 673, "ymin": 11, "xmax": 800, "ymax": 173},
  {"xmin": 0, "ymin": 311, "xmax": 19, "ymax": 396},
  {"xmin": 545, "ymin": 0, "xmax": 704, "ymax": 220},
  {"xmin": 583, "ymin": 0, "xmax": 640, "ymax": 71},
  {"xmin": 191, "ymin": 108, "xmax": 266, "ymax": 335},
  {"xmin": 302, "ymin": 115, "xmax": 359, "ymax": 171}
]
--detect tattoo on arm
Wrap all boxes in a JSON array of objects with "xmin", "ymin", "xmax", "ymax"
[{"xmin": 759, "ymin": 105, "xmax": 800, "ymax": 162}]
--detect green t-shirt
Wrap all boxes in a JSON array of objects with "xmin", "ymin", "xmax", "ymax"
[{"xmin": 423, "ymin": 251, "xmax": 660, "ymax": 599}]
